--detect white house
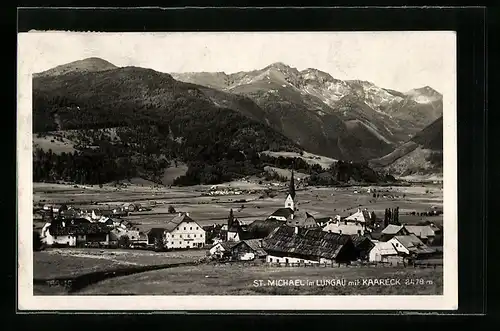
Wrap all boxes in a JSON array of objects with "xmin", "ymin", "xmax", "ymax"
[
  {"xmin": 388, "ymin": 234, "xmax": 436, "ymax": 257},
  {"xmin": 345, "ymin": 208, "xmax": 371, "ymax": 223},
  {"xmin": 322, "ymin": 220, "xmax": 366, "ymax": 235},
  {"xmin": 208, "ymin": 241, "xmax": 239, "ymax": 258},
  {"xmin": 368, "ymin": 241, "xmax": 401, "ymax": 264},
  {"xmin": 163, "ymin": 212, "xmax": 206, "ymax": 249},
  {"xmin": 41, "ymin": 221, "xmax": 111, "ymax": 247}
]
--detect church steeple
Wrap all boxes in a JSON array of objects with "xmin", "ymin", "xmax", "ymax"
[
  {"xmin": 284, "ymin": 170, "xmax": 296, "ymax": 211},
  {"xmin": 289, "ymin": 170, "xmax": 296, "ymax": 199}
]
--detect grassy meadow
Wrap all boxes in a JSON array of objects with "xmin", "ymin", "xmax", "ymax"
[{"xmin": 78, "ymin": 264, "xmax": 443, "ymax": 295}]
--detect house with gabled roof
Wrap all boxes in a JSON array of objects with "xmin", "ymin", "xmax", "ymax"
[
  {"xmin": 388, "ymin": 234, "xmax": 436, "ymax": 258},
  {"xmin": 163, "ymin": 212, "xmax": 206, "ymax": 249},
  {"xmin": 404, "ymin": 225, "xmax": 442, "ymax": 245},
  {"xmin": 380, "ymin": 224, "xmax": 410, "ymax": 241},
  {"xmin": 262, "ymin": 226, "xmax": 357, "ymax": 265},
  {"xmin": 209, "ymin": 241, "xmax": 239, "ymax": 259},
  {"xmin": 286, "ymin": 211, "xmax": 320, "ymax": 229},
  {"xmin": 350, "ymin": 235, "xmax": 375, "ymax": 261},
  {"xmin": 42, "ymin": 220, "xmax": 110, "ymax": 247},
  {"xmin": 345, "ymin": 208, "xmax": 371, "ymax": 223},
  {"xmin": 368, "ymin": 241, "xmax": 403, "ymax": 264},
  {"xmin": 229, "ymin": 239, "xmax": 268, "ymax": 261}
]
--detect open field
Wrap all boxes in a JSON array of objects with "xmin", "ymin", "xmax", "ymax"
[
  {"xmin": 34, "ymin": 248, "xmax": 207, "ymax": 279},
  {"xmin": 33, "ymin": 134, "xmax": 77, "ymax": 154},
  {"xmin": 78, "ymin": 264, "xmax": 443, "ymax": 295},
  {"xmin": 33, "ymin": 181, "xmax": 444, "ymax": 231},
  {"xmin": 260, "ymin": 150, "xmax": 337, "ymax": 169}
]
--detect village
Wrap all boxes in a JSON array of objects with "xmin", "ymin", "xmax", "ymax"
[{"xmin": 34, "ymin": 172, "xmax": 444, "ymax": 269}]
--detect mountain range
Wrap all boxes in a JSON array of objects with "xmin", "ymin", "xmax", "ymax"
[
  {"xmin": 32, "ymin": 57, "xmax": 443, "ymax": 184},
  {"xmin": 171, "ymin": 62, "xmax": 443, "ymax": 161}
]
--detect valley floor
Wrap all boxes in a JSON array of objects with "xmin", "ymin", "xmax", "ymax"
[{"xmin": 31, "ymin": 180, "xmax": 445, "ymax": 296}]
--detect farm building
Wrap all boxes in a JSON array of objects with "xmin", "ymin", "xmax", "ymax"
[
  {"xmin": 110, "ymin": 227, "xmax": 148, "ymax": 246},
  {"xmin": 315, "ymin": 216, "xmax": 333, "ymax": 228},
  {"xmin": 380, "ymin": 224, "xmax": 410, "ymax": 242},
  {"xmin": 286, "ymin": 211, "xmax": 320, "ymax": 229},
  {"xmin": 388, "ymin": 234, "xmax": 436, "ymax": 259},
  {"xmin": 404, "ymin": 225, "xmax": 442, "ymax": 245},
  {"xmin": 240, "ymin": 219, "xmax": 283, "ymax": 240},
  {"xmin": 41, "ymin": 221, "xmax": 111, "ymax": 247},
  {"xmin": 262, "ymin": 226, "xmax": 357, "ymax": 265},
  {"xmin": 345, "ymin": 208, "xmax": 371, "ymax": 223},
  {"xmin": 368, "ymin": 241, "xmax": 403, "ymax": 265},
  {"xmin": 322, "ymin": 219, "xmax": 367, "ymax": 236},
  {"xmin": 209, "ymin": 241, "xmax": 239, "ymax": 259},
  {"xmin": 228, "ymin": 239, "xmax": 268, "ymax": 261},
  {"xmin": 350, "ymin": 235, "xmax": 375, "ymax": 260},
  {"xmin": 267, "ymin": 208, "xmax": 294, "ymax": 222},
  {"xmin": 163, "ymin": 212, "xmax": 206, "ymax": 249}
]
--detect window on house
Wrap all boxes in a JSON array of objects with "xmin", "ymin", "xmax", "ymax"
[
  {"xmin": 131, "ymin": 236, "xmax": 135, "ymax": 239},
  {"xmin": 269, "ymin": 258, "xmax": 273, "ymax": 262},
  {"xmin": 54, "ymin": 236, "xmax": 58, "ymax": 239},
  {"xmin": 187, "ymin": 234, "xmax": 191, "ymax": 238},
  {"xmin": 190, "ymin": 227, "xmax": 192, "ymax": 230},
  {"xmin": 196, "ymin": 227, "xmax": 199, "ymax": 230},
  {"xmin": 184, "ymin": 227, "xmax": 186, "ymax": 230},
  {"xmin": 179, "ymin": 241, "xmax": 181, "ymax": 244},
  {"xmin": 180, "ymin": 234, "xmax": 183, "ymax": 238}
]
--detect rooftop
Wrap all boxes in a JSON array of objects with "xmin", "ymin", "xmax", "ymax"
[{"xmin": 263, "ymin": 226, "xmax": 353, "ymax": 260}]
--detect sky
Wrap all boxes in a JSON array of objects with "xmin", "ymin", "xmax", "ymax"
[{"xmin": 19, "ymin": 31, "xmax": 456, "ymax": 94}]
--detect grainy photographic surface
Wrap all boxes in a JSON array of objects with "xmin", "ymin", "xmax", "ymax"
[{"xmin": 18, "ymin": 31, "xmax": 457, "ymax": 310}]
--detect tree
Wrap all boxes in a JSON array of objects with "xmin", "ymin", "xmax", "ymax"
[
  {"xmin": 153, "ymin": 237, "xmax": 164, "ymax": 252},
  {"xmin": 168, "ymin": 205, "xmax": 176, "ymax": 214},
  {"xmin": 118, "ymin": 235, "xmax": 130, "ymax": 248}
]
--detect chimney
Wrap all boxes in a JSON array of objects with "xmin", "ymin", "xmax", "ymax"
[
  {"xmin": 178, "ymin": 212, "xmax": 182, "ymax": 217},
  {"xmin": 186, "ymin": 212, "xmax": 189, "ymax": 216},
  {"xmin": 259, "ymin": 239, "xmax": 263, "ymax": 248},
  {"xmin": 357, "ymin": 208, "xmax": 361, "ymax": 213},
  {"xmin": 294, "ymin": 226, "xmax": 299, "ymax": 235}
]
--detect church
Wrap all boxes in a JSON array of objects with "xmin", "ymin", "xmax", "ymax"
[{"xmin": 267, "ymin": 171, "xmax": 297, "ymax": 222}]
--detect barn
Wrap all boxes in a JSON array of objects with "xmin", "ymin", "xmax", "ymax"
[{"xmin": 262, "ymin": 226, "xmax": 357, "ymax": 265}]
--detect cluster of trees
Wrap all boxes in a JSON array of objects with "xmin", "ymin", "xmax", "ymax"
[
  {"xmin": 259, "ymin": 154, "xmax": 323, "ymax": 174},
  {"xmin": 33, "ymin": 148, "xmax": 139, "ymax": 184},
  {"xmin": 307, "ymin": 160, "xmax": 395, "ymax": 186},
  {"xmin": 383, "ymin": 207, "xmax": 400, "ymax": 226}
]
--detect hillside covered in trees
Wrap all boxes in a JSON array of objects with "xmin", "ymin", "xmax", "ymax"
[{"xmin": 32, "ymin": 66, "xmax": 396, "ymax": 186}]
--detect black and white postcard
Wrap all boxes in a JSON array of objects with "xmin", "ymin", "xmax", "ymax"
[{"xmin": 17, "ymin": 31, "xmax": 458, "ymax": 310}]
